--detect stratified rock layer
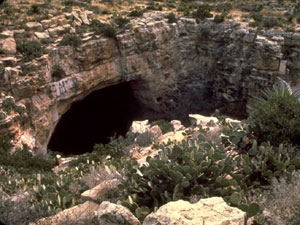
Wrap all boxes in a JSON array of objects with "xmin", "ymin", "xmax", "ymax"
[{"xmin": 0, "ymin": 11, "xmax": 299, "ymax": 153}]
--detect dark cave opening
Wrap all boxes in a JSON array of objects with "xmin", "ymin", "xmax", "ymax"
[{"xmin": 48, "ymin": 82, "xmax": 143, "ymax": 155}]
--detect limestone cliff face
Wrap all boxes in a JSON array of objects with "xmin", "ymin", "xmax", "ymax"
[{"xmin": 0, "ymin": 11, "xmax": 298, "ymax": 153}]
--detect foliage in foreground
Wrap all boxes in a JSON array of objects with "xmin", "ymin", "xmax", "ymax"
[
  {"xmin": 248, "ymin": 85, "xmax": 300, "ymax": 146},
  {"xmin": 2, "ymin": 83, "xmax": 300, "ymax": 224},
  {"xmin": 118, "ymin": 123, "xmax": 300, "ymax": 221}
]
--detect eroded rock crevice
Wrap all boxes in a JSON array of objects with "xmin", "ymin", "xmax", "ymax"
[
  {"xmin": 48, "ymin": 81, "xmax": 148, "ymax": 155},
  {"xmin": 1, "ymin": 12, "xmax": 299, "ymax": 153}
]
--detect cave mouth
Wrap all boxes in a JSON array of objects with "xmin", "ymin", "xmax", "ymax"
[{"xmin": 48, "ymin": 81, "xmax": 144, "ymax": 155}]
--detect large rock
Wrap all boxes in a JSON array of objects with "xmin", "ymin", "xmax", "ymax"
[
  {"xmin": 0, "ymin": 37, "xmax": 16, "ymax": 54},
  {"xmin": 30, "ymin": 201, "xmax": 99, "ymax": 225},
  {"xmin": 0, "ymin": 12, "xmax": 298, "ymax": 153},
  {"xmin": 81, "ymin": 178, "xmax": 121, "ymax": 201},
  {"xmin": 96, "ymin": 201, "xmax": 141, "ymax": 225},
  {"xmin": 143, "ymin": 197, "xmax": 246, "ymax": 225}
]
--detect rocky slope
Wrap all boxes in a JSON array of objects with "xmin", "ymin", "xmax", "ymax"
[{"xmin": 0, "ymin": 9, "xmax": 299, "ymax": 153}]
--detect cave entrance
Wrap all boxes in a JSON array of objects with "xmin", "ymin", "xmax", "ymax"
[{"xmin": 48, "ymin": 81, "xmax": 143, "ymax": 155}]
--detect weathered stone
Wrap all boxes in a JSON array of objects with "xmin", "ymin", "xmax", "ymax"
[
  {"xmin": 143, "ymin": 197, "xmax": 246, "ymax": 225},
  {"xmin": 48, "ymin": 26, "xmax": 65, "ymax": 37},
  {"xmin": 96, "ymin": 201, "xmax": 141, "ymax": 225},
  {"xmin": 189, "ymin": 114, "xmax": 219, "ymax": 127},
  {"xmin": 81, "ymin": 179, "xmax": 121, "ymax": 200},
  {"xmin": 26, "ymin": 22, "xmax": 43, "ymax": 29},
  {"xmin": 0, "ymin": 37, "xmax": 16, "ymax": 54},
  {"xmin": 80, "ymin": 11, "xmax": 90, "ymax": 25},
  {"xmin": 171, "ymin": 120, "xmax": 184, "ymax": 131},
  {"xmin": 0, "ymin": 30, "xmax": 14, "ymax": 38},
  {"xmin": 30, "ymin": 201, "xmax": 99, "ymax": 225},
  {"xmin": 0, "ymin": 12, "xmax": 299, "ymax": 154},
  {"xmin": 72, "ymin": 10, "xmax": 82, "ymax": 24},
  {"xmin": 34, "ymin": 32, "xmax": 50, "ymax": 39},
  {"xmin": 40, "ymin": 19, "xmax": 53, "ymax": 29},
  {"xmin": 130, "ymin": 120, "xmax": 150, "ymax": 134},
  {"xmin": 0, "ymin": 57, "xmax": 17, "ymax": 67}
]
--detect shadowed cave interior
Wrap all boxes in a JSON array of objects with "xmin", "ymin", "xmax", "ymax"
[{"xmin": 48, "ymin": 81, "xmax": 144, "ymax": 155}]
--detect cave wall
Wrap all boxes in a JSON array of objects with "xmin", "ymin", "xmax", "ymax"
[{"xmin": 0, "ymin": 12, "xmax": 299, "ymax": 153}]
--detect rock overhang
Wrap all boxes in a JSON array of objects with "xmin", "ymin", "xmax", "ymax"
[{"xmin": 0, "ymin": 11, "xmax": 298, "ymax": 153}]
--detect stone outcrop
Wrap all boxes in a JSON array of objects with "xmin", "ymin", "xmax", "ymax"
[
  {"xmin": 0, "ymin": 10, "xmax": 300, "ymax": 153},
  {"xmin": 81, "ymin": 179, "xmax": 121, "ymax": 201},
  {"xmin": 96, "ymin": 201, "xmax": 141, "ymax": 225},
  {"xmin": 30, "ymin": 201, "xmax": 99, "ymax": 225},
  {"xmin": 142, "ymin": 197, "xmax": 246, "ymax": 225},
  {"xmin": 31, "ymin": 197, "xmax": 246, "ymax": 225}
]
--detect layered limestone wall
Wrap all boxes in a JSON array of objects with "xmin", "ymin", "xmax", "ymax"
[{"xmin": 0, "ymin": 11, "xmax": 298, "ymax": 153}]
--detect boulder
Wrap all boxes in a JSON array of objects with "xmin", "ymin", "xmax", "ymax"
[
  {"xmin": 30, "ymin": 201, "xmax": 99, "ymax": 225},
  {"xmin": 25, "ymin": 22, "xmax": 43, "ymax": 29},
  {"xmin": 189, "ymin": 114, "xmax": 219, "ymax": 128},
  {"xmin": 0, "ymin": 30, "xmax": 14, "ymax": 38},
  {"xmin": 143, "ymin": 197, "xmax": 246, "ymax": 225},
  {"xmin": 170, "ymin": 120, "xmax": 184, "ymax": 131},
  {"xmin": 0, "ymin": 37, "xmax": 16, "ymax": 54},
  {"xmin": 130, "ymin": 120, "xmax": 150, "ymax": 134},
  {"xmin": 34, "ymin": 32, "xmax": 50, "ymax": 39},
  {"xmin": 96, "ymin": 201, "xmax": 141, "ymax": 225},
  {"xmin": 80, "ymin": 11, "xmax": 90, "ymax": 25},
  {"xmin": 81, "ymin": 178, "xmax": 121, "ymax": 201}
]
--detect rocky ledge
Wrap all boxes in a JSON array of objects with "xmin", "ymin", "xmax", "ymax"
[{"xmin": 0, "ymin": 10, "xmax": 300, "ymax": 153}]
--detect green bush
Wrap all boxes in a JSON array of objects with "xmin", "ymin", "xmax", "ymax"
[
  {"xmin": 193, "ymin": 4, "xmax": 213, "ymax": 20},
  {"xmin": 128, "ymin": 9, "xmax": 144, "ymax": 17},
  {"xmin": 166, "ymin": 12, "xmax": 177, "ymax": 23},
  {"xmin": 119, "ymin": 134, "xmax": 241, "ymax": 220},
  {"xmin": 262, "ymin": 16, "xmax": 279, "ymax": 28},
  {"xmin": 90, "ymin": 20, "xmax": 116, "ymax": 39},
  {"xmin": 151, "ymin": 120, "xmax": 174, "ymax": 134},
  {"xmin": 51, "ymin": 64, "xmax": 66, "ymax": 81},
  {"xmin": 248, "ymin": 87, "xmax": 300, "ymax": 146},
  {"xmin": 0, "ymin": 144, "xmax": 56, "ymax": 174},
  {"xmin": 113, "ymin": 16, "xmax": 130, "ymax": 27},
  {"xmin": 214, "ymin": 14, "xmax": 225, "ymax": 23},
  {"xmin": 16, "ymin": 40, "xmax": 46, "ymax": 62},
  {"xmin": 60, "ymin": 34, "xmax": 82, "ymax": 47}
]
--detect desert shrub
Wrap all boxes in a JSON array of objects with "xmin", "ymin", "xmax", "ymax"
[
  {"xmin": 151, "ymin": 119, "xmax": 174, "ymax": 134},
  {"xmin": 128, "ymin": 9, "xmax": 144, "ymax": 17},
  {"xmin": 28, "ymin": 4, "xmax": 42, "ymax": 14},
  {"xmin": 60, "ymin": 34, "xmax": 82, "ymax": 47},
  {"xmin": 263, "ymin": 16, "xmax": 279, "ymax": 28},
  {"xmin": 90, "ymin": 20, "xmax": 116, "ymax": 39},
  {"xmin": 214, "ymin": 14, "xmax": 225, "ymax": 23},
  {"xmin": 113, "ymin": 16, "xmax": 130, "ymax": 27},
  {"xmin": 261, "ymin": 172, "xmax": 300, "ymax": 225},
  {"xmin": 51, "ymin": 64, "xmax": 66, "ymax": 81},
  {"xmin": 177, "ymin": 2, "xmax": 192, "ymax": 16},
  {"xmin": 193, "ymin": 4, "xmax": 213, "ymax": 20},
  {"xmin": 166, "ymin": 12, "xmax": 177, "ymax": 23},
  {"xmin": 0, "ymin": 144, "xmax": 56, "ymax": 174},
  {"xmin": 251, "ymin": 12, "xmax": 263, "ymax": 22},
  {"xmin": 248, "ymin": 87, "xmax": 300, "ymax": 146},
  {"xmin": 16, "ymin": 40, "xmax": 46, "ymax": 62},
  {"xmin": 146, "ymin": 1, "xmax": 162, "ymax": 11},
  {"xmin": 214, "ymin": 2, "xmax": 232, "ymax": 12}
]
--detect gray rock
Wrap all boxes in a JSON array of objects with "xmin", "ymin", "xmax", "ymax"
[
  {"xmin": 30, "ymin": 201, "xmax": 99, "ymax": 225},
  {"xmin": 26, "ymin": 22, "xmax": 43, "ymax": 29},
  {"xmin": 96, "ymin": 201, "xmax": 141, "ymax": 225},
  {"xmin": 143, "ymin": 197, "xmax": 246, "ymax": 225}
]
